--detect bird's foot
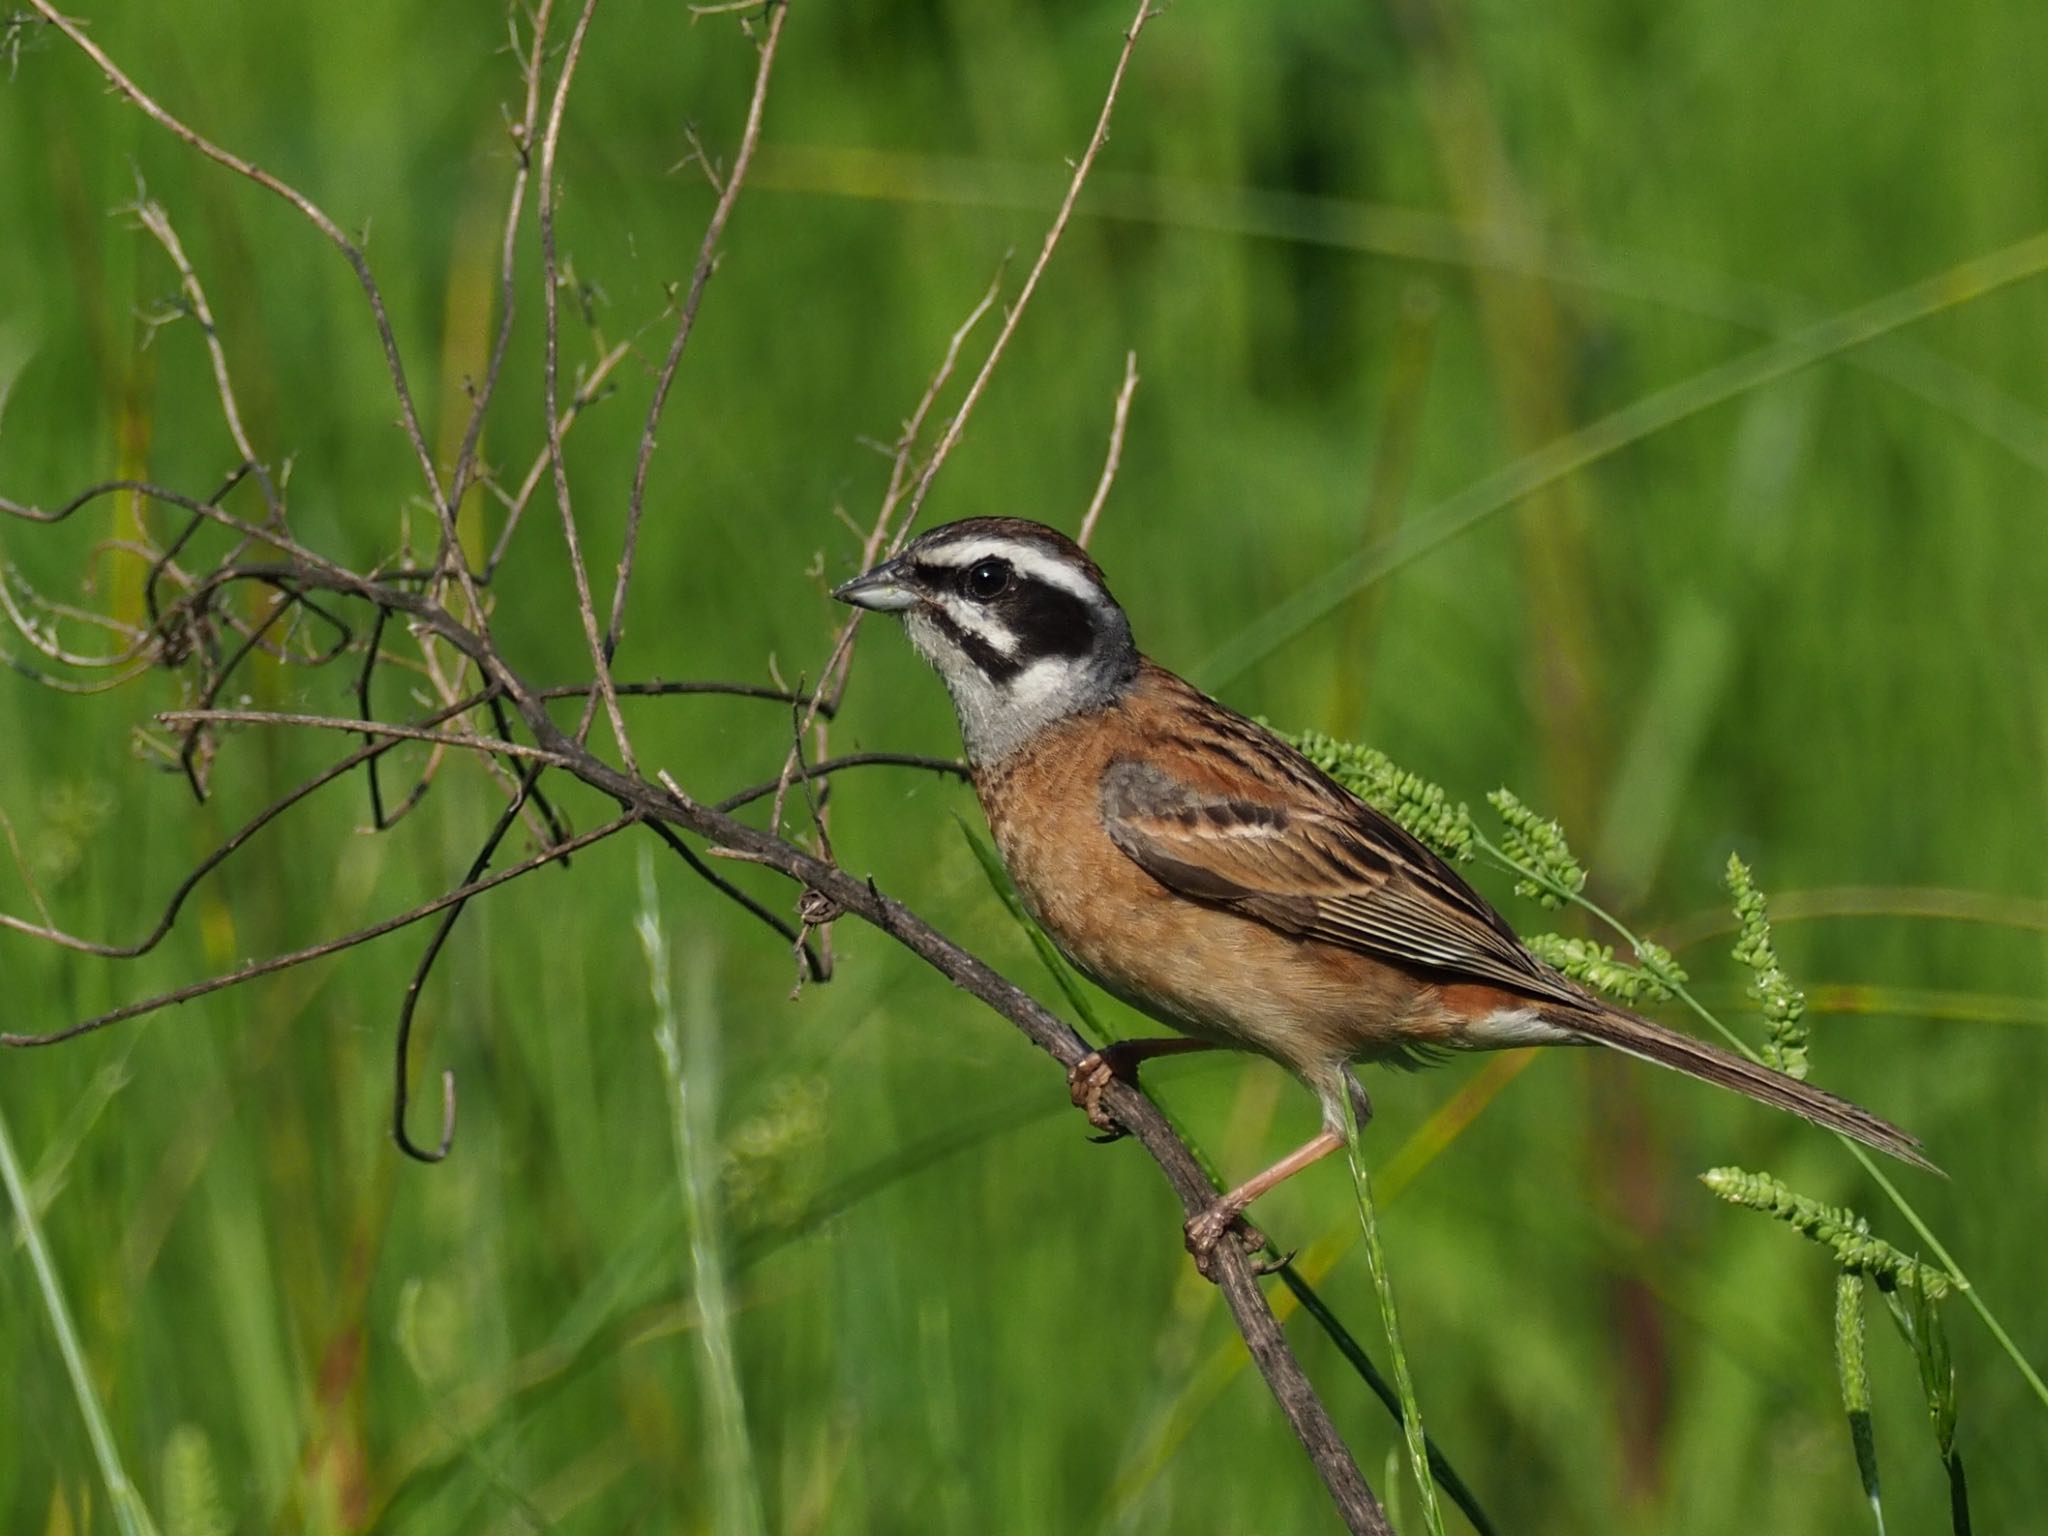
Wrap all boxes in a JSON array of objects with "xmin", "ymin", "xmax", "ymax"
[
  {"xmin": 1184, "ymin": 1199, "xmax": 1276, "ymax": 1283},
  {"xmin": 1066, "ymin": 1049, "xmax": 1130, "ymax": 1142}
]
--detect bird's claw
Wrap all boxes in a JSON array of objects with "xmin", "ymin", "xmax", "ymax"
[
  {"xmin": 1184, "ymin": 1200, "xmax": 1270, "ymax": 1283},
  {"xmin": 1067, "ymin": 1049, "xmax": 1129, "ymax": 1142}
]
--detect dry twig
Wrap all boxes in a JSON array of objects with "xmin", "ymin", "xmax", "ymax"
[{"xmin": 1077, "ymin": 349, "xmax": 1140, "ymax": 548}]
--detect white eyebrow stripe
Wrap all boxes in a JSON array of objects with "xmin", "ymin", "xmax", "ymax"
[{"xmin": 913, "ymin": 537, "xmax": 1104, "ymax": 603}]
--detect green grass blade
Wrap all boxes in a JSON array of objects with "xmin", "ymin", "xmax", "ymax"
[
  {"xmin": 1276, "ymin": 1265, "xmax": 1498, "ymax": 1536},
  {"xmin": 0, "ymin": 1101, "xmax": 163, "ymax": 1536},
  {"xmin": 1882, "ymin": 1280, "xmax": 1970, "ymax": 1536},
  {"xmin": 1835, "ymin": 1273, "xmax": 1884, "ymax": 1535},
  {"xmin": 1477, "ymin": 828, "xmax": 2048, "ymax": 1416},
  {"xmin": 1339, "ymin": 1088, "xmax": 1445, "ymax": 1536},
  {"xmin": 636, "ymin": 848, "xmax": 766, "ymax": 1536},
  {"xmin": 1198, "ymin": 228, "xmax": 2048, "ymax": 689}
]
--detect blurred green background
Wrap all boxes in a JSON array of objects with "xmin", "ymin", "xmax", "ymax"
[{"xmin": 2, "ymin": 0, "xmax": 2045, "ymax": 1530}]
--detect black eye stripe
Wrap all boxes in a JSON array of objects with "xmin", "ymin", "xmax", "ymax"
[{"xmin": 1002, "ymin": 578, "xmax": 1095, "ymax": 660}]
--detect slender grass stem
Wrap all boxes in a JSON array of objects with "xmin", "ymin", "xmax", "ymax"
[
  {"xmin": 1274, "ymin": 1265, "xmax": 1498, "ymax": 1536},
  {"xmin": 0, "ymin": 1102, "xmax": 162, "ymax": 1536},
  {"xmin": 636, "ymin": 849, "xmax": 766, "ymax": 1536},
  {"xmin": 1835, "ymin": 1272, "xmax": 1885, "ymax": 1535},
  {"xmin": 1473, "ymin": 832, "xmax": 2048, "ymax": 1415},
  {"xmin": 1339, "ymin": 1090, "xmax": 1446, "ymax": 1536},
  {"xmin": 1197, "ymin": 226, "xmax": 2048, "ymax": 688}
]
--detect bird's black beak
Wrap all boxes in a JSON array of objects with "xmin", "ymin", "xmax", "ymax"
[{"xmin": 832, "ymin": 557, "xmax": 917, "ymax": 612}]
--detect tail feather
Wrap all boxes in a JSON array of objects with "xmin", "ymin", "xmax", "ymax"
[{"xmin": 1552, "ymin": 1005, "xmax": 1937, "ymax": 1173}]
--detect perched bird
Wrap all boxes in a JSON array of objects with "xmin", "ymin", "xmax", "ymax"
[{"xmin": 834, "ymin": 517, "xmax": 1931, "ymax": 1275}]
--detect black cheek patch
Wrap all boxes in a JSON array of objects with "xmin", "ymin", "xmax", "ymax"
[
  {"xmin": 1000, "ymin": 581, "xmax": 1096, "ymax": 660},
  {"xmin": 926, "ymin": 608, "xmax": 1022, "ymax": 683}
]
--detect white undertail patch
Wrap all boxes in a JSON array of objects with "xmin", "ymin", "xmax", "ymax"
[{"xmin": 1467, "ymin": 1006, "xmax": 1580, "ymax": 1049}]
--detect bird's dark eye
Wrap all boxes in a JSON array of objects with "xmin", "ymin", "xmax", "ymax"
[{"xmin": 961, "ymin": 557, "xmax": 1012, "ymax": 601}]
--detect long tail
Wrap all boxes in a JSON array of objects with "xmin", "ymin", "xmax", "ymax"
[{"xmin": 1550, "ymin": 1004, "xmax": 1937, "ymax": 1173}]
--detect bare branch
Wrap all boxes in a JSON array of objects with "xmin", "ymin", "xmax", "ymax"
[
  {"xmin": 538, "ymin": 677, "xmax": 833, "ymax": 714},
  {"xmin": 129, "ymin": 191, "xmax": 284, "ymax": 527},
  {"xmin": 0, "ymin": 799, "xmax": 54, "ymax": 931},
  {"xmin": 606, "ymin": 0, "xmax": 792, "ymax": 719},
  {"xmin": 482, "ymin": 337, "xmax": 633, "ymax": 579},
  {"xmin": 21, "ymin": 0, "xmax": 486, "ymax": 624},
  {"xmin": 1077, "ymin": 349, "xmax": 1139, "ymax": 548},
  {"xmin": 446, "ymin": 0, "xmax": 560, "ymax": 515},
  {"xmin": 714, "ymin": 751, "xmax": 967, "ymax": 813},
  {"xmin": 1, "ymin": 814, "xmax": 636, "ymax": 1049},
  {"xmin": 358, "ymin": 608, "xmax": 436, "ymax": 831},
  {"xmin": 391, "ymin": 762, "xmax": 551, "ymax": 1162},
  {"xmin": 536, "ymin": 0, "xmax": 637, "ymax": 770},
  {"xmin": 641, "ymin": 817, "xmax": 824, "ymax": 982},
  {"xmin": 155, "ymin": 709, "xmax": 569, "ymax": 766},
  {"xmin": 0, "ymin": 564, "xmax": 149, "ymax": 669},
  {"xmin": 0, "ymin": 693, "xmax": 490, "ymax": 958},
  {"xmin": 765, "ymin": 259, "xmax": 1004, "ymax": 833},
  {"xmin": 895, "ymin": 0, "xmax": 1157, "ymax": 534}
]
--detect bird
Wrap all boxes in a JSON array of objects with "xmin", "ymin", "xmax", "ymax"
[{"xmin": 833, "ymin": 516, "xmax": 1932, "ymax": 1276}]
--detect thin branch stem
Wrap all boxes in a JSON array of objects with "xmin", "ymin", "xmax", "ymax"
[
  {"xmin": 537, "ymin": 677, "xmax": 833, "ymax": 713},
  {"xmin": 390, "ymin": 763, "xmax": 550, "ymax": 1162},
  {"xmin": 20, "ymin": 0, "xmax": 485, "ymax": 627},
  {"xmin": 130, "ymin": 193, "xmax": 283, "ymax": 527},
  {"xmin": 536, "ymin": 0, "xmax": 635, "ymax": 769},
  {"xmin": 0, "ymin": 694, "xmax": 488, "ymax": 957},
  {"xmin": 714, "ymin": 752, "xmax": 967, "ymax": 813},
  {"xmin": 608, "ymin": 0, "xmax": 791, "ymax": 699},
  {"xmin": 894, "ymin": 0, "xmax": 1157, "ymax": 534},
  {"xmin": 153, "ymin": 709, "xmax": 568, "ymax": 766},
  {"xmin": 2, "ymin": 815, "xmax": 635, "ymax": 1049},
  {"xmin": 446, "ymin": 0, "xmax": 559, "ymax": 515},
  {"xmin": 483, "ymin": 338, "xmax": 634, "ymax": 579},
  {"xmin": 1077, "ymin": 349, "xmax": 1138, "ymax": 548},
  {"xmin": 765, "ymin": 263, "xmax": 1003, "ymax": 833}
]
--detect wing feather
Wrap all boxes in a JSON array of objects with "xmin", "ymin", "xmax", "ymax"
[{"xmin": 1099, "ymin": 756, "xmax": 1585, "ymax": 1009}]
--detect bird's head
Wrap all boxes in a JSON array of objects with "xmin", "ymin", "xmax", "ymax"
[{"xmin": 833, "ymin": 517, "xmax": 1139, "ymax": 763}]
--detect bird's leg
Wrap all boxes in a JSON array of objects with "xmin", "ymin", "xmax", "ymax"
[
  {"xmin": 1067, "ymin": 1037, "xmax": 1218, "ymax": 1141},
  {"xmin": 1185, "ymin": 1129, "xmax": 1346, "ymax": 1282}
]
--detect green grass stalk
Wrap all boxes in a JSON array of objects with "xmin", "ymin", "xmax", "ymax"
[
  {"xmin": 1198, "ymin": 227, "xmax": 2048, "ymax": 690},
  {"xmin": 1338, "ymin": 1087, "xmax": 1446, "ymax": 1536},
  {"xmin": 1474, "ymin": 830, "xmax": 2048, "ymax": 1415},
  {"xmin": 636, "ymin": 848, "xmax": 766, "ymax": 1536},
  {"xmin": 1835, "ymin": 1272, "xmax": 1885, "ymax": 1535},
  {"xmin": 0, "ymin": 1101, "xmax": 162, "ymax": 1536}
]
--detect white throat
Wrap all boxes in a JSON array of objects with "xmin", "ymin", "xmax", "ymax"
[{"xmin": 902, "ymin": 608, "xmax": 1123, "ymax": 764}]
